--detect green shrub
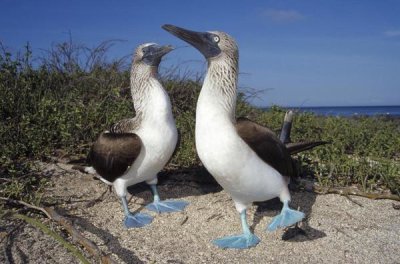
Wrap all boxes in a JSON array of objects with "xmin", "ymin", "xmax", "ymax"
[{"xmin": 256, "ymin": 108, "xmax": 400, "ymax": 194}]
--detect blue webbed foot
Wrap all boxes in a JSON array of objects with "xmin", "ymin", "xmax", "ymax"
[
  {"xmin": 267, "ymin": 201, "xmax": 305, "ymax": 231},
  {"xmin": 146, "ymin": 200, "xmax": 189, "ymax": 214},
  {"xmin": 213, "ymin": 210, "xmax": 260, "ymax": 249},
  {"xmin": 146, "ymin": 184, "xmax": 189, "ymax": 213},
  {"xmin": 124, "ymin": 212, "xmax": 153, "ymax": 228},
  {"xmin": 213, "ymin": 233, "xmax": 260, "ymax": 249}
]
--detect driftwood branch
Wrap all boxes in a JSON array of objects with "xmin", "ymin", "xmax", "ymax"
[
  {"xmin": 0, "ymin": 197, "xmax": 52, "ymax": 219},
  {"xmin": 44, "ymin": 207, "xmax": 117, "ymax": 264},
  {"xmin": 1, "ymin": 197, "xmax": 117, "ymax": 264},
  {"xmin": 313, "ymin": 186, "xmax": 400, "ymax": 201}
]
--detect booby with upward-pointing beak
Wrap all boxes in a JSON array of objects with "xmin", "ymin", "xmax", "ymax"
[
  {"xmin": 163, "ymin": 25, "xmax": 305, "ymax": 249},
  {"xmin": 87, "ymin": 43, "xmax": 188, "ymax": 228}
]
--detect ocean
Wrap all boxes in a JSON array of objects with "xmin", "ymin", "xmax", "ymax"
[{"xmin": 265, "ymin": 105, "xmax": 400, "ymax": 117}]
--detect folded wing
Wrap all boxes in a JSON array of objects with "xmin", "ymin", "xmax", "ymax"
[
  {"xmin": 88, "ymin": 133, "xmax": 142, "ymax": 182},
  {"xmin": 235, "ymin": 117, "xmax": 294, "ymax": 177}
]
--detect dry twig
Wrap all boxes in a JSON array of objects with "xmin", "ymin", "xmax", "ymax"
[
  {"xmin": 313, "ymin": 186, "xmax": 400, "ymax": 201},
  {"xmin": 1, "ymin": 197, "xmax": 117, "ymax": 264},
  {"xmin": 13, "ymin": 213, "xmax": 91, "ymax": 264}
]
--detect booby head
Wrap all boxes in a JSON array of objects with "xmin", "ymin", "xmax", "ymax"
[
  {"xmin": 163, "ymin": 24, "xmax": 239, "ymax": 119},
  {"xmin": 133, "ymin": 43, "xmax": 174, "ymax": 66},
  {"xmin": 162, "ymin": 24, "xmax": 238, "ymax": 61}
]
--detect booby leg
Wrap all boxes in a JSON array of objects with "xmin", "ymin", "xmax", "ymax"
[
  {"xmin": 121, "ymin": 196, "xmax": 153, "ymax": 228},
  {"xmin": 267, "ymin": 200, "xmax": 304, "ymax": 231},
  {"xmin": 213, "ymin": 210, "xmax": 260, "ymax": 249},
  {"xmin": 145, "ymin": 184, "xmax": 189, "ymax": 213}
]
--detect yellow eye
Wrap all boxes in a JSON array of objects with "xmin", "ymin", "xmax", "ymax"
[{"xmin": 213, "ymin": 36, "xmax": 220, "ymax": 43}]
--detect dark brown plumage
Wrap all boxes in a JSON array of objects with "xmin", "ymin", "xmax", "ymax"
[
  {"xmin": 235, "ymin": 117, "xmax": 294, "ymax": 176},
  {"xmin": 88, "ymin": 133, "xmax": 142, "ymax": 183},
  {"xmin": 235, "ymin": 117, "xmax": 329, "ymax": 177}
]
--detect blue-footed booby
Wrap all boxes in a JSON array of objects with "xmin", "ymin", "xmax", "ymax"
[
  {"xmin": 87, "ymin": 43, "xmax": 188, "ymax": 228},
  {"xmin": 163, "ymin": 25, "xmax": 305, "ymax": 249}
]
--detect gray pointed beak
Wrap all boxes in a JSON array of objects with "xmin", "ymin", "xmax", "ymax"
[
  {"xmin": 143, "ymin": 44, "xmax": 174, "ymax": 66},
  {"xmin": 162, "ymin": 24, "xmax": 220, "ymax": 58},
  {"xmin": 157, "ymin": 45, "xmax": 174, "ymax": 57}
]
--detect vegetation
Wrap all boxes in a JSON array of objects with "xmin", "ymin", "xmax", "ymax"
[
  {"xmin": 257, "ymin": 108, "xmax": 400, "ymax": 194},
  {"xmin": 0, "ymin": 40, "xmax": 399, "ymax": 209}
]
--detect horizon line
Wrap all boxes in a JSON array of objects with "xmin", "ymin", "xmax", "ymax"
[{"xmin": 258, "ymin": 104, "xmax": 400, "ymax": 108}]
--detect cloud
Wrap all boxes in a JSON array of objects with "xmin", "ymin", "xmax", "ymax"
[
  {"xmin": 384, "ymin": 30, "xmax": 400, "ymax": 37},
  {"xmin": 262, "ymin": 8, "xmax": 305, "ymax": 23}
]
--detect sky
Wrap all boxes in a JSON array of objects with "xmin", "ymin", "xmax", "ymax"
[{"xmin": 1, "ymin": 0, "xmax": 399, "ymax": 107}]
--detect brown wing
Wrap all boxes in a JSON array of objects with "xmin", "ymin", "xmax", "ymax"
[
  {"xmin": 235, "ymin": 117, "xmax": 294, "ymax": 176},
  {"xmin": 88, "ymin": 132, "xmax": 142, "ymax": 182}
]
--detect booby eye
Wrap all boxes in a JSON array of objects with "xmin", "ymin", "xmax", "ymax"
[{"xmin": 213, "ymin": 36, "xmax": 220, "ymax": 43}]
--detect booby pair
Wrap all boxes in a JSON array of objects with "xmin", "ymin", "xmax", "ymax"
[
  {"xmin": 162, "ymin": 25, "xmax": 307, "ymax": 249},
  {"xmin": 87, "ymin": 43, "xmax": 188, "ymax": 228}
]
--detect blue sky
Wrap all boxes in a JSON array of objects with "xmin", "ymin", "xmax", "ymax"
[{"xmin": 1, "ymin": 0, "xmax": 399, "ymax": 106}]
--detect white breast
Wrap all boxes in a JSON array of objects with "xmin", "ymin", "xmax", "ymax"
[
  {"xmin": 195, "ymin": 87, "xmax": 286, "ymax": 207},
  {"xmin": 115, "ymin": 80, "xmax": 177, "ymax": 195}
]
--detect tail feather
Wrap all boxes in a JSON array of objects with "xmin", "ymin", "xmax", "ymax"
[
  {"xmin": 279, "ymin": 111, "xmax": 294, "ymax": 144},
  {"xmin": 286, "ymin": 141, "xmax": 330, "ymax": 155},
  {"xmin": 279, "ymin": 110, "xmax": 330, "ymax": 155},
  {"xmin": 71, "ymin": 165, "xmax": 97, "ymax": 174}
]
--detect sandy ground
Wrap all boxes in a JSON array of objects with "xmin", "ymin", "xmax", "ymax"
[{"xmin": 1, "ymin": 162, "xmax": 400, "ymax": 264}]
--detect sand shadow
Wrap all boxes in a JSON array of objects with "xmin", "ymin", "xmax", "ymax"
[
  {"xmin": 70, "ymin": 215, "xmax": 144, "ymax": 264},
  {"xmin": 251, "ymin": 185, "xmax": 326, "ymax": 241},
  {"xmin": 159, "ymin": 166, "xmax": 222, "ymax": 193},
  {"xmin": 125, "ymin": 166, "xmax": 222, "ymax": 203}
]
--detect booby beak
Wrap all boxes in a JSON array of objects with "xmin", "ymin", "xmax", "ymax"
[
  {"xmin": 143, "ymin": 44, "xmax": 174, "ymax": 66},
  {"xmin": 162, "ymin": 24, "xmax": 221, "ymax": 59}
]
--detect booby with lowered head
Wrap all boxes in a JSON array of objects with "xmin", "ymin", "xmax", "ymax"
[
  {"xmin": 87, "ymin": 43, "xmax": 188, "ymax": 228},
  {"xmin": 163, "ymin": 25, "xmax": 305, "ymax": 249}
]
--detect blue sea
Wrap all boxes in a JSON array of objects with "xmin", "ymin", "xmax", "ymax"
[{"xmin": 268, "ymin": 105, "xmax": 400, "ymax": 117}]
